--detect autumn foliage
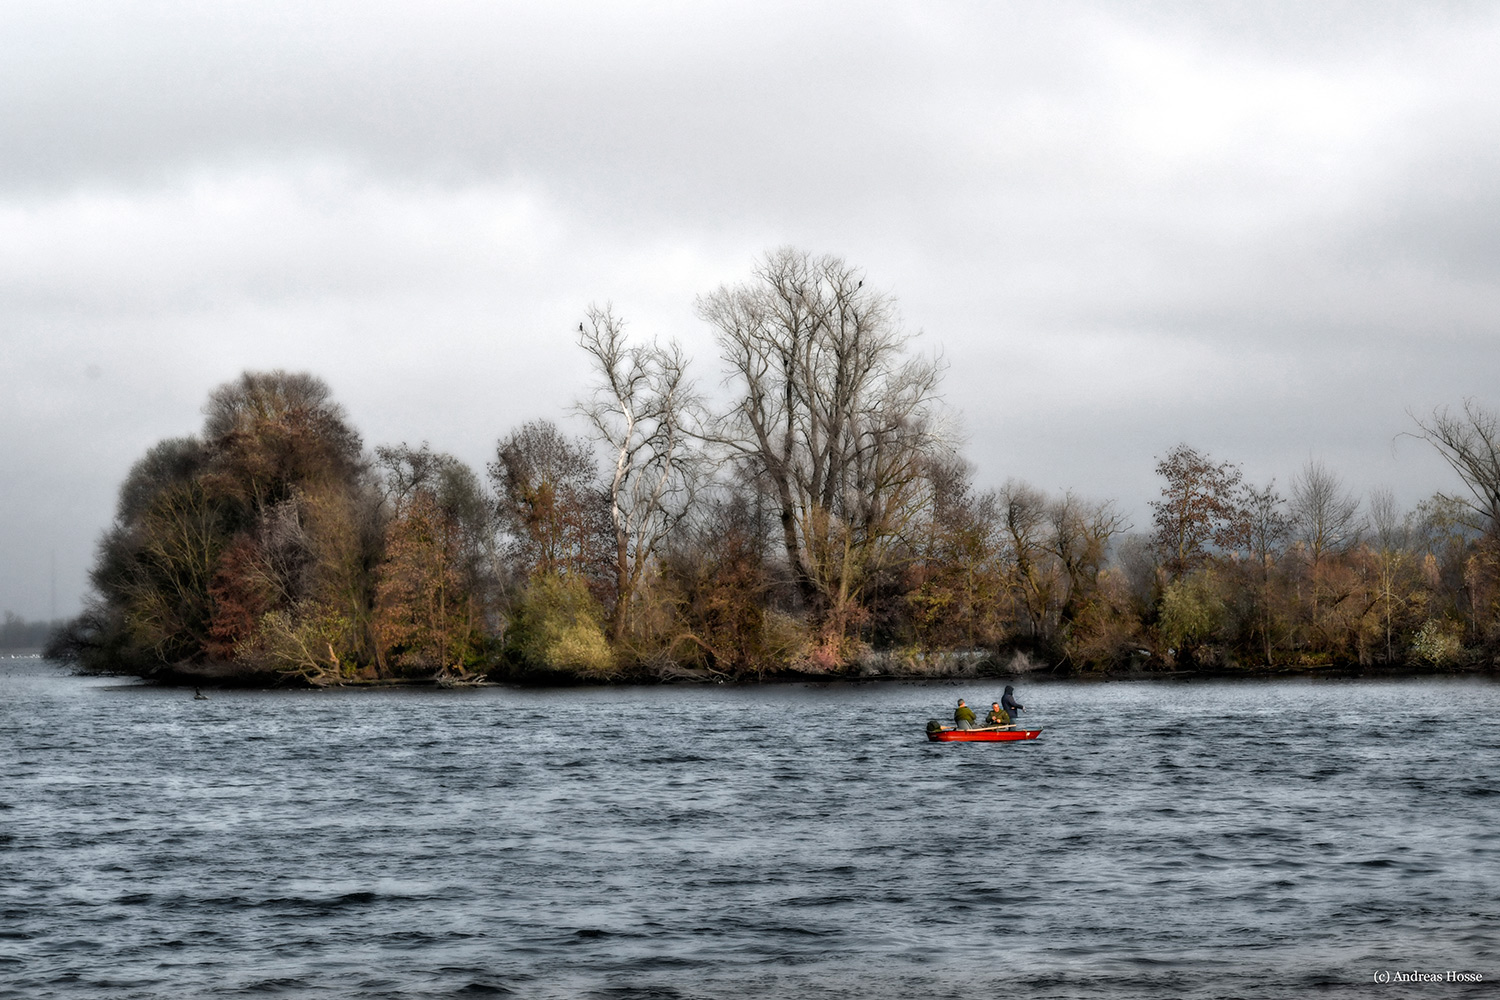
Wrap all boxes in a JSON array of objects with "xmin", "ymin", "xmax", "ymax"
[{"xmin": 49, "ymin": 258, "xmax": 1500, "ymax": 683}]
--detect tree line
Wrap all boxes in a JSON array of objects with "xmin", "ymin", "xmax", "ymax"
[
  {"xmin": 2, "ymin": 613, "xmax": 66, "ymax": 652},
  {"xmin": 48, "ymin": 248, "xmax": 1500, "ymax": 682}
]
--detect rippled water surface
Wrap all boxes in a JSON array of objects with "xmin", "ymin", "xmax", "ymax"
[{"xmin": 3, "ymin": 660, "xmax": 1497, "ymax": 998}]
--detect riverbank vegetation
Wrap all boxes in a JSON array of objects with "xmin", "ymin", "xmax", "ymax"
[{"xmin": 47, "ymin": 249, "xmax": 1500, "ymax": 684}]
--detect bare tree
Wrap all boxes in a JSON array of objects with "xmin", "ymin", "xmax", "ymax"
[
  {"xmin": 575, "ymin": 304, "xmax": 703, "ymax": 640},
  {"xmin": 1236, "ymin": 479, "xmax": 1290, "ymax": 664},
  {"xmin": 1290, "ymin": 459, "xmax": 1361, "ymax": 565},
  {"xmin": 1238, "ymin": 480, "xmax": 1291, "ymax": 566},
  {"xmin": 997, "ymin": 479, "xmax": 1055, "ymax": 639},
  {"xmin": 1285, "ymin": 459, "xmax": 1364, "ymax": 659},
  {"xmin": 1367, "ymin": 487, "xmax": 1415, "ymax": 664},
  {"xmin": 1413, "ymin": 400, "xmax": 1500, "ymax": 535},
  {"xmin": 697, "ymin": 248, "xmax": 944, "ymax": 634},
  {"xmin": 1048, "ymin": 491, "xmax": 1130, "ymax": 625}
]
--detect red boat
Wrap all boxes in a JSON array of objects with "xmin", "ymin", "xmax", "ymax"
[{"xmin": 927, "ymin": 725, "xmax": 1042, "ymax": 742}]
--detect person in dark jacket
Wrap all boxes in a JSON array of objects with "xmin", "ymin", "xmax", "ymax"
[
  {"xmin": 954, "ymin": 699, "xmax": 978, "ymax": 729},
  {"xmin": 1001, "ymin": 685, "xmax": 1024, "ymax": 724}
]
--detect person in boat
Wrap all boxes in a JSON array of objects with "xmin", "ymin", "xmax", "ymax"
[
  {"xmin": 954, "ymin": 698, "xmax": 978, "ymax": 730},
  {"xmin": 985, "ymin": 702, "xmax": 1011, "ymax": 726},
  {"xmin": 1001, "ymin": 685, "xmax": 1024, "ymax": 724}
]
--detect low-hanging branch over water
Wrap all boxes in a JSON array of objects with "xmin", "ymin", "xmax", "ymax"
[{"xmin": 48, "ymin": 249, "xmax": 1500, "ymax": 684}]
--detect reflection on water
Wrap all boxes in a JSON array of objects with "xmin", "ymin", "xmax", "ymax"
[{"xmin": 2, "ymin": 661, "xmax": 1496, "ymax": 998}]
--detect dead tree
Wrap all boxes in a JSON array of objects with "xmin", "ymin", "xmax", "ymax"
[
  {"xmin": 698, "ymin": 248, "xmax": 943, "ymax": 633},
  {"xmin": 576, "ymin": 305, "xmax": 703, "ymax": 640},
  {"xmin": 1414, "ymin": 400, "xmax": 1500, "ymax": 535}
]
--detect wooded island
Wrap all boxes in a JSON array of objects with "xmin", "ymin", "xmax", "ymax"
[{"xmin": 48, "ymin": 249, "xmax": 1500, "ymax": 684}]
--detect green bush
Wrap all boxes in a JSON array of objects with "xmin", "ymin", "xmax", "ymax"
[
  {"xmin": 1158, "ymin": 571, "xmax": 1228, "ymax": 657},
  {"xmin": 506, "ymin": 573, "xmax": 616, "ymax": 678},
  {"xmin": 1411, "ymin": 617, "xmax": 1464, "ymax": 667}
]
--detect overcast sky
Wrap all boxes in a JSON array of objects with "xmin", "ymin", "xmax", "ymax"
[{"xmin": 4, "ymin": 1, "xmax": 1497, "ymax": 620}]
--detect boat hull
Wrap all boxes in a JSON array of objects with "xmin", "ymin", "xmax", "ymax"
[{"xmin": 927, "ymin": 727, "xmax": 1042, "ymax": 742}]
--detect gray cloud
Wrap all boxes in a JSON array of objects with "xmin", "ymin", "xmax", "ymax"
[{"xmin": 3, "ymin": 1, "xmax": 1499, "ymax": 617}]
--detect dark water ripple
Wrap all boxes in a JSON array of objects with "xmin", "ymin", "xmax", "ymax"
[{"xmin": 2, "ymin": 662, "xmax": 1497, "ymax": 998}]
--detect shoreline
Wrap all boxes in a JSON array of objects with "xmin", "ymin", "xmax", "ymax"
[{"xmin": 26, "ymin": 657, "xmax": 1499, "ymax": 690}]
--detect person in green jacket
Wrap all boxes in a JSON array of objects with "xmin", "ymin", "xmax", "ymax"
[
  {"xmin": 954, "ymin": 698, "xmax": 978, "ymax": 730},
  {"xmin": 985, "ymin": 702, "xmax": 1011, "ymax": 726}
]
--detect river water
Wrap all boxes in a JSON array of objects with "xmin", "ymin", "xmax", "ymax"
[{"xmin": 2, "ymin": 660, "xmax": 1496, "ymax": 999}]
